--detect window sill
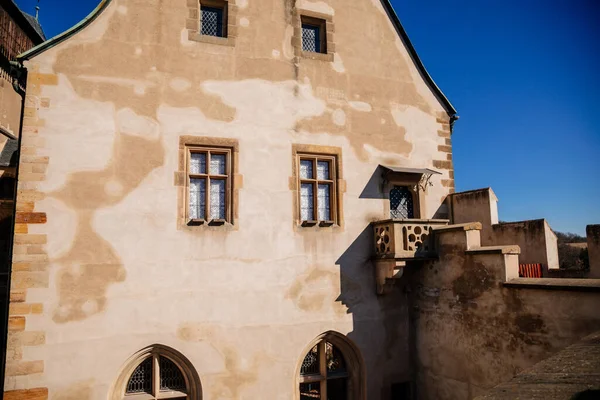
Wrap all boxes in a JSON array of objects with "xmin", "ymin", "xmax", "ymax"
[
  {"xmin": 187, "ymin": 219, "xmax": 229, "ymax": 226},
  {"xmin": 300, "ymin": 220, "xmax": 336, "ymax": 228},
  {"xmin": 188, "ymin": 31, "xmax": 236, "ymax": 47},
  {"xmin": 300, "ymin": 51, "xmax": 334, "ymax": 62}
]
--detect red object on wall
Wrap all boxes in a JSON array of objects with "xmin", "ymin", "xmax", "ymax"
[{"xmin": 519, "ymin": 263, "xmax": 543, "ymax": 278}]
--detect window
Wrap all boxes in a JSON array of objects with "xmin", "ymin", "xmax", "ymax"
[
  {"xmin": 300, "ymin": 340, "xmax": 349, "ymax": 400},
  {"xmin": 125, "ymin": 355, "xmax": 187, "ymax": 399},
  {"xmin": 112, "ymin": 345, "xmax": 201, "ymax": 400},
  {"xmin": 390, "ymin": 186, "xmax": 414, "ymax": 219},
  {"xmin": 187, "ymin": 147, "xmax": 232, "ymax": 224},
  {"xmin": 200, "ymin": 0, "xmax": 227, "ymax": 37},
  {"xmin": 301, "ymin": 16, "xmax": 326, "ymax": 53},
  {"xmin": 391, "ymin": 382, "xmax": 413, "ymax": 399},
  {"xmin": 298, "ymin": 154, "xmax": 337, "ymax": 226}
]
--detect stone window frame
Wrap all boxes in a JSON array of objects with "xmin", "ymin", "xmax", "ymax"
[
  {"xmin": 294, "ymin": 331, "xmax": 365, "ymax": 400},
  {"xmin": 293, "ymin": 10, "xmax": 335, "ymax": 62},
  {"xmin": 176, "ymin": 136, "xmax": 240, "ymax": 231},
  {"xmin": 291, "ymin": 144, "xmax": 344, "ymax": 229},
  {"xmin": 110, "ymin": 344, "xmax": 202, "ymax": 400},
  {"xmin": 187, "ymin": 147, "xmax": 233, "ymax": 225},
  {"xmin": 186, "ymin": 0, "xmax": 238, "ymax": 47}
]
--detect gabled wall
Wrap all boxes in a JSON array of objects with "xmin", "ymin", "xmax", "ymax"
[{"xmin": 4, "ymin": 0, "xmax": 455, "ymax": 399}]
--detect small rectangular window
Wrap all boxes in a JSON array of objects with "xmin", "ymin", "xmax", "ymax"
[
  {"xmin": 187, "ymin": 147, "xmax": 232, "ymax": 223},
  {"xmin": 298, "ymin": 154, "xmax": 337, "ymax": 226},
  {"xmin": 200, "ymin": 2, "xmax": 227, "ymax": 38},
  {"xmin": 301, "ymin": 16, "xmax": 326, "ymax": 54}
]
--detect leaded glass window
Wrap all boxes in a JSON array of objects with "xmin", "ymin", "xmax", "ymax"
[
  {"xmin": 125, "ymin": 355, "xmax": 188, "ymax": 399},
  {"xmin": 187, "ymin": 147, "xmax": 232, "ymax": 223},
  {"xmin": 201, "ymin": 6, "xmax": 225, "ymax": 37},
  {"xmin": 301, "ymin": 16, "xmax": 326, "ymax": 54},
  {"xmin": 298, "ymin": 155, "xmax": 337, "ymax": 225},
  {"xmin": 302, "ymin": 24, "xmax": 320, "ymax": 52},
  {"xmin": 390, "ymin": 186, "xmax": 414, "ymax": 219},
  {"xmin": 299, "ymin": 341, "xmax": 349, "ymax": 400}
]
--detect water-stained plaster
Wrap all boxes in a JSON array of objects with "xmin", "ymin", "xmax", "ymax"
[{"xmin": 9, "ymin": 0, "xmax": 454, "ymax": 397}]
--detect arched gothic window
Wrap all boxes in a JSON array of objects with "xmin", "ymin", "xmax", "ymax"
[
  {"xmin": 298, "ymin": 332, "xmax": 365, "ymax": 400},
  {"xmin": 112, "ymin": 345, "xmax": 201, "ymax": 400},
  {"xmin": 390, "ymin": 186, "xmax": 414, "ymax": 219}
]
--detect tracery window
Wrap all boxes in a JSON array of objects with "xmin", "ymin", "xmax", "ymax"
[
  {"xmin": 299, "ymin": 340, "xmax": 349, "ymax": 400},
  {"xmin": 125, "ymin": 354, "xmax": 187, "ymax": 399}
]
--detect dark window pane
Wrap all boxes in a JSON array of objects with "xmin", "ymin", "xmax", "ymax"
[
  {"xmin": 126, "ymin": 357, "xmax": 152, "ymax": 394},
  {"xmin": 327, "ymin": 378, "xmax": 348, "ymax": 400},
  {"xmin": 391, "ymin": 381, "xmax": 412, "ymax": 400},
  {"xmin": 302, "ymin": 24, "xmax": 320, "ymax": 53},
  {"xmin": 201, "ymin": 6, "xmax": 224, "ymax": 37},
  {"xmin": 159, "ymin": 356, "xmax": 187, "ymax": 392},
  {"xmin": 325, "ymin": 342, "xmax": 347, "ymax": 376},
  {"xmin": 300, "ymin": 344, "xmax": 320, "ymax": 376},
  {"xmin": 300, "ymin": 382, "xmax": 321, "ymax": 399}
]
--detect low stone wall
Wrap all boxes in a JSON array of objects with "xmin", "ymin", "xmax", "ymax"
[
  {"xmin": 491, "ymin": 220, "xmax": 559, "ymax": 274},
  {"xmin": 406, "ymin": 225, "xmax": 600, "ymax": 400},
  {"xmin": 450, "ymin": 189, "xmax": 559, "ymax": 274}
]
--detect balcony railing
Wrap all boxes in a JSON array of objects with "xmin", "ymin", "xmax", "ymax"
[{"xmin": 373, "ymin": 219, "xmax": 449, "ymax": 260}]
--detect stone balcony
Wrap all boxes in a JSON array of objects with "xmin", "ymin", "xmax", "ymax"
[
  {"xmin": 372, "ymin": 219, "xmax": 450, "ymax": 295},
  {"xmin": 373, "ymin": 219, "xmax": 450, "ymax": 260}
]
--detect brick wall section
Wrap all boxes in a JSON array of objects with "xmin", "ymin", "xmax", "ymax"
[
  {"xmin": 3, "ymin": 68, "xmax": 53, "ymax": 397},
  {"xmin": 434, "ymin": 112, "xmax": 455, "ymax": 193}
]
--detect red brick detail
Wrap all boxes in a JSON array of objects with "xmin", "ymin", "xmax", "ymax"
[
  {"xmin": 4, "ymin": 388, "xmax": 48, "ymax": 400},
  {"xmin": 15, "ymin": 212, "xmax": 47, "ymax": 224}
]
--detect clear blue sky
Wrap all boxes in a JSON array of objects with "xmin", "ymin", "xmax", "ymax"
[{"xmin": 16, "ymin": 0, "xmax": 600, "ymax": 235}]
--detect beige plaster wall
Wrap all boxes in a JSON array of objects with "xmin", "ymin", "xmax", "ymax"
[
  {"xmin": 492, "ymin": 220, "xmax": 558, "ymax": 273},
  {"xmin": 406, "ymin": 228, "xmax": 600, "ymax": 400},
  {"xmin": 5, "ymin": 0, "xmax": 454, "ymax": 399},
  {"xmin": 450, "ymin": 188, "xmax": 498, "ymax": 243}
]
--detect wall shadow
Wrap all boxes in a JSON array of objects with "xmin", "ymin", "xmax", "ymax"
[
  {"xmin": 359, "ymin": 166, "xmax": 386, "ymax": 200},
  {"xmin": 335, "ymin": 226, "xmax": 414, "ymax": 399}
]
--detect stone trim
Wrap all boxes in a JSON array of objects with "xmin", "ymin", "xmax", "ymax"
[
  {"xmin": 110, "ymin": 344, "xmax": 202, "ymax": 400},
  {"xmin": 175, "ymin": 136, "xmax": 241, "ymax": 231},
  {"xmin": 291, "ymin": 144, "xmax": 344, "ymax": 230},
  {"xmin": 504, "ymin": 278, "xmax": 600, "ymax": 292},
  {"xmin": 292, "ymin": 9, "xmax": 335, "ymax": 62},
  {"xmin": 4, "ymin": 69, "xmax": 51, "ymax": 394},
  {"xmin": 186, "ymin": 0, "xmax": 238, "ymax": 47},
  {"xmin": 433, "ymin": 118, "xmax": 455, "ymax": 192}
]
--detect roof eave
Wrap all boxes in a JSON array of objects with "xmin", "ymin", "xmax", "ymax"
[
  {"xmin": 17, "ymin": 0, "xmax": 112, "ymax": 61},
  {"xmin": 380, "ymin": 0, "xmax": 457, "ymax": 117}
]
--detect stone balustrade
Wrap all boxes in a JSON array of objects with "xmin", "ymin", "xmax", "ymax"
[{"xmin": 373, "ymin": 219, "xmax": 449, "ymax": 260}]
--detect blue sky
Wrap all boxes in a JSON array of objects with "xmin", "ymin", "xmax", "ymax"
[{"xmin": 16, "ymin": 0, "xmax": 600, "ymax": 235}]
